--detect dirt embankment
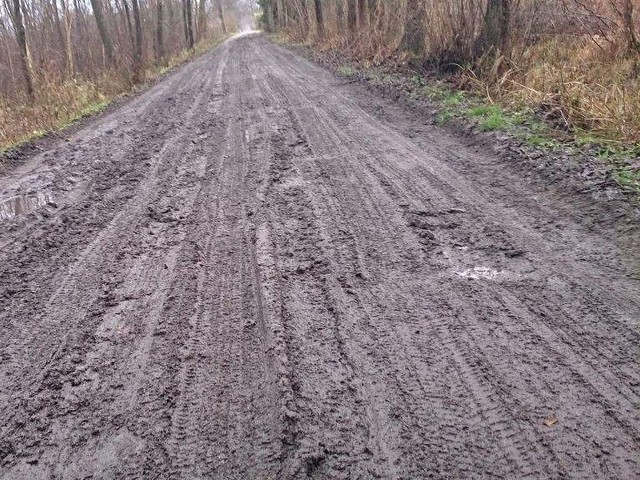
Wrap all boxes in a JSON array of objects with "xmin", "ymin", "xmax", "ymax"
[{"xmin": 0, "ymin": 34, "xmax": 638, "ymax": 479}]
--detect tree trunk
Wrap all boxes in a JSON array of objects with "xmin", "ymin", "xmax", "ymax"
[
  {"xmin": 264, "ymin": 1, "xmax": 273, "ymax": 31},
  {"xmin": 182, "ymin": 0, "xmax": 194, "ymax": 49},
  {"xmin": 622, "ymin": 0, "xmax": 639, "ymax": 53},
  {"xmin": 295, "ymin": 0, "xmax": 307, "ymax": 32},
  {"xmin": 89, "ymin": 0, "xmax": 115, "ymax": 64},
  {"xmin": 216, "ymin": 0, "xmax": 227, "ymax": 34},
  {"xmin": 335, "ymin": 0, "xmax": 344, "ymax": 32},
  {"xmin": 10, "ymin": 0, "xmax": 34, "ymax": 98},
  {"xmin": 314, "ymin": 0, "xmax": 324, "ymax": 37},
  {"xmin": 248, "ymin": 0, "xmax": 255, "ymax": 29},
  {"xmin": 476, "ymin": 0, "xmax": 510, "ymax": 57},
  {"xmin": 155, "ymin": 0, "xmax": 165, "ymax": 61},
  {"xmin": 197, "ymin": 0, "xmax": 206, "ymax": 40},
  {"xmin": 61, "ymin": 0, "xmax": 74, "ymax": 76},
  {"xmin": 399, "ymin": 0, "xmax": 424, "ymax": 54},
  {"xmin": 51, "ymin": 0, "xmax": 67, "ymax": 69},
  {"xmin": 368, "ymin": 0, "xmax": 377, "ymax": 18},
  {"xmin": 121, "ymin": 0, "xmax": 135, "ymax": 51},
  {"xmin": 276, "ymin": 0, "xmax": 285, "ymax": 28},
  {"xmin": 347, "ymin": 0, "xmax": 356, "ymax": 31},
  {"xmin": 131, "ymin": 0, "xmax": 143, "ymax": 81},
  {"xmin": 357, "ymin": 0, "xmax": 368, "ymax": 29}
]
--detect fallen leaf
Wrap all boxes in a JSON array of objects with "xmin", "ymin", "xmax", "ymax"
[{"xmin": 543, "ymin": 414, "xmax": 558, "ymax": 426}]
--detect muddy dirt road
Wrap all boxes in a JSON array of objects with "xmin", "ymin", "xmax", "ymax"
[{"xmin": 1, "ymin": 33, "xmax": 639, "ymax": 479}]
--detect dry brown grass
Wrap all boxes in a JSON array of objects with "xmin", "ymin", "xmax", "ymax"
[
  {"xmin": 0, "ymin": 36, "xmax": 224, "ymax": 152},
  {"xmin": 0, "ymin": 77, "xmax": 119, "ymax": 149},
  {"xmin": 279, "ymin": 0, "xmax": 640, "ymax": 145},
  {"xmin": 499, "ymin": 37, "xmax": 640, "ymax": 142}
]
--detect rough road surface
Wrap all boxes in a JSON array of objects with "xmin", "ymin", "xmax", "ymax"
[{"xmin": 1, "ymin": 33, "xmax": 639, "ymax": 480}]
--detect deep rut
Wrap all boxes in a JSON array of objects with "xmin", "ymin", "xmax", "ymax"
[{"xmin": 0, "ymin": 33, "xmax": 638, "ymax": 480}]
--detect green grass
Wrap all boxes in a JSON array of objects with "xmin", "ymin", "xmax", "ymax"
[
  {"xmin": 464, "ymin": 104, "xmax": 509, "ymax": 131},
  {"xmin": 467, "ymin": 104, "xmax": 503, "ymax": 118},
  {"xmin": 523, "ymin": 134, "xmax": 558, "ymax": 148},
  {"xmin": 443, "ymin": 91, "xmax": 465, "ymax": 107},
  {"xmin": 337, "ymin": 65, "xmax": 358, "ymax": 77},
  {"xmin": 73, "ymin": 99, "xmax": 111, "ymax": 122},
  {"xmin": 329, "ymin": 63, "xmax": 640, "ymax": 196},
  {"xmin": 615, "ymin": 165, "xmax": 640, "ymax": 192},
  {"xmin": 479, "ymin": 112, "xmax": 507, "ymax": 131},
  {"xmin": 436, "ymin": 110, "xmax": 455, "ymax": 126}
]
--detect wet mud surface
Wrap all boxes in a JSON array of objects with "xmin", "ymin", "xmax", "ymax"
[{"xmin": 0, "ymin": 34, "xmax": 639, "ymax": 479}]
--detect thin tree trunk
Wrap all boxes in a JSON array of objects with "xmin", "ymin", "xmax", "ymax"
[
  {"xmin": 276, "ymin": 0, "xmax": 285, "ymax": 28},
  {"xmin": 183, "ymin": 0, "xmax": 194, "ymax": 49},
  {"xmin": 399, "ymin": 0, "xmax": 424, "ymax": 54},
  {"xmin": 266, "ymin": 1, "xmax": 274, "ymax": 31},
  {"xmin": 314, "ymin": 0, "xmax": 324, "ymax": 37},
  {"xmin": 2, "ymin": 21, "xmax": 18, "ymax": 95},
  {"xmin": 335, "ymin": 0, "xmax": 344, "ymax": 32},
  {"xmin": 60, "ymin": 0, "xmax": 74, "ymax": 76},
  {"xmin": 475, "ymin": 0, "xmax": 510, "ymax": 57},
  {"xmin": 89, "ymin": 0, "xmax": 115, "ymax": 65},
  {"xmin": 347, "ymin": 0, "xmax": 356, "ymax": 31},
  {"xmin": 357, "ymin": 0, "xmax": 368, "ymax": 29},
  {"xmin": 248, "ymin": 0, "xmax": 255, "ymax": 29},
  {"xmin": 368, "ymin": 0, "xmax": 377, "ymax": 19},
  {"xmin": 89, "ymin": 0, "xmax": 115, "ymax": 64},
  {"xmin": 622, "ymin": 0, "xmax": 639, "ymax": 53},
  {"xmin": 216, "ymin": 0, "xmax": 227, "ymax": 34},
  {"xmin": 131, "ymin": 0, "xmax": 143, "ymax": 81},
  {"xmin": 155, "ymin": 0, "xmax": 165, "ymax": 61},
  {"xmin": 10, "ymin": 0, "xmax": 34, "ymax": 98},
  {"xmin": 197, "ymin": 0, "xmax": 206, "ymax": 40},
  {"xmin": 72, "ymin": 0, "xmax": 82, "ymax": 37},
  {"xmin": 121, "ymin": 0, "xmax": 135, "ymax": 50},
  {"xmin": 51, "ymin": 0, "xmax": 67, "ymax": 70}
]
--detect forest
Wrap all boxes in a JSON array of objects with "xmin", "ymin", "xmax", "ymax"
[
  {"xmin": 2, "ymin": 0, "xmax": 639, "ymax": 150},
  {"xmin": 259, "ymin": 0, "xmax": 640, "ymax": 144},
  {"xmin": 1, "ymin": 0, "xmax": 250, "ymax": 148}
]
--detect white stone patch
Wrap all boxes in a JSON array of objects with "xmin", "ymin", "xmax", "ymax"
[{"xmin": 455, "ymin": 266, "xmax": 505, "ymax": 280}]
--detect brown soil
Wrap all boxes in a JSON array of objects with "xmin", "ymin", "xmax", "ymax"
[{"xmin": 0, "ymin": 33, "xmax": 638, "ymax": 479}]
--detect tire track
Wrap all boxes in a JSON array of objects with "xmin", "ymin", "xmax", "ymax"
[{"xmin": 0, "ymin": 34, "xmax": 638, "ymax": 480}]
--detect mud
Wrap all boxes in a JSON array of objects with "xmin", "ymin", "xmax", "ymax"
[
  {"xmin": 0, "ymin": 34, "xmax": 639, "ymax": 479},
  {"xmin": 0, "ymin": 192, "xmax": 54, "ymax": 221}
]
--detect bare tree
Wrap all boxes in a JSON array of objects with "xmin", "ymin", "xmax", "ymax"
[
  {"xmin": 334, "ymin": 0, "xmax": 343, "ymax": 32},
  {"xmin": 155, "ymin": 0, "xmax": 165, "ymax": 61},
  {"xmin": 347, "ymin": 0, "xmax": 355, "ymax": 31},
  {"xmin": 131, "ymin": 0, "xmax": 143, "ymax": 80},
  {"xmin": 314, "ymin": 0, "xmax": 323, "ymax": 36},
  {"xmin": 217, "ymin": 0, "xmax": 228, "ymax": 34},
  {"xmin": 196, "ymin": 0, "xmax": 206, "ymax": 39},
  {"xmin": 7, "ymin": 0, "xmax": 35, "ymax": 97},
  {"xmin": 182, "ymin": 0, "xmax": 194, "ymax": 49},
  {"xmin": 357, "ymin": 0, "xmax": 367, "ymax": 29},
  {"xmin": 60, "ymin": 0, "xmax": 74, "ymax": 76},
  {"xmin": 621, "ymin": 0, "xmax": 638, "ymax": 53},
  {"xmin": 399, "ymin": 0, "xmax": 424, "ymax": 54},
  {"xmin": 476, "ymin": 0, "xmax": 511, "ymax": 57},
  {"xmin": 89, "ymin": 0, "xmax": 115, "ymax": 64}
]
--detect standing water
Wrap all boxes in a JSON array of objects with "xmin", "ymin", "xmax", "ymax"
[{"xmin": 0, "ymin": 192, "xmax": 54, "ymax": 221}]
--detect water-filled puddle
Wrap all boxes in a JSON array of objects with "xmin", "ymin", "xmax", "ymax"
[
  {"xmin": 0, "ymin": 192, "xmax": 54, "ymax": 220},
  {"xmin": 455, "ymin": 266, "xmax": 504, "ymax": 280}
]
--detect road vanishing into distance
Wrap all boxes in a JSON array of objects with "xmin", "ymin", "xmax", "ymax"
[{"xmin": 1, "ymin": 33, "xmax": 639, "ymax": 479}]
